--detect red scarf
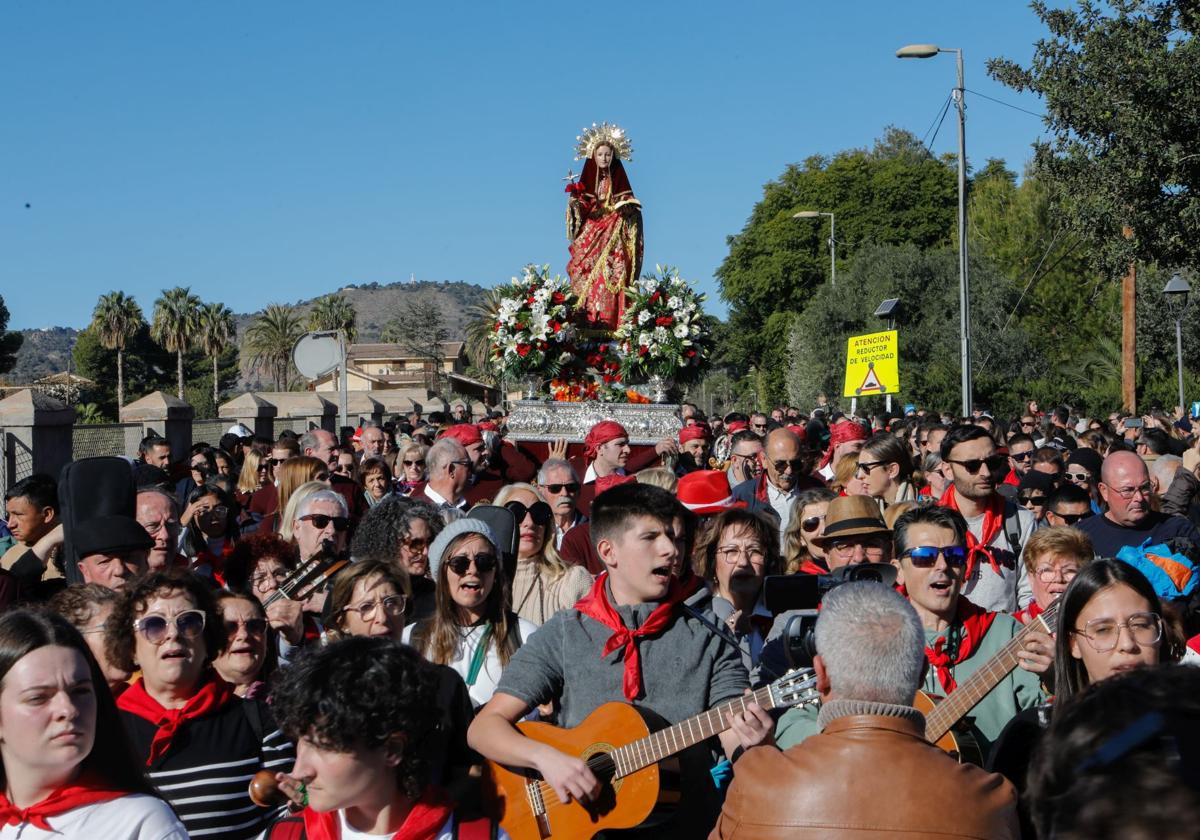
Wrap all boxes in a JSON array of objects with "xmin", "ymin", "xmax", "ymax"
[
  {"xmin": 299, "ymin": 788, "xmax": 453, "ymax": 840},
  {"xmin": 574, "ymin": 572, "xmax": 701, "ymax": 701},
  {"xmin": 117, "ymin": 675, "xmax": 237, "ymax": 765},
  {"xmin": 924, "ymin": 597, "xmax": 997, "ymax": 694},
  {"xmin": 937, "ymin": 485, "xmax": 1004, "ymax": 581},
  {"xmin": 1013, "ymin": 601, "xmax": 1044, "ymax": 625},
  {"xmin": 0, "ymin": 774, "xmax": 127, "ymax": 830}
]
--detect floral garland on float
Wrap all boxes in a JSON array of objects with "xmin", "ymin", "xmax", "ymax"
[
  {"xmin": 490, "ymin": 265, "xmax": 577, "ymax": 397},
  {"xmin": 614, "ymin": 265, "xmax": 710, "ymax": 402}
]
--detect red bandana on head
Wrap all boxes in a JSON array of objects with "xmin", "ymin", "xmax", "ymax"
[
  {"xmin": 819, "ymin": 420, "xmax": 868, "ymax": 469},
  {"xmin": 936, "ymin": 485, "xmax": 1004, "ymax": 581},
  {"xmin": 679, "ymin": 425, "xmax": 710, "ymax": 444},
  {"xmin": 0, "ymin": 775, "xmax": 127, "ymax": 831},
  {"xmin": 117, "ymin": 675, "xmax": 236, "ymax": 766},
  {"xmin": 440, "ymin": 424, "xmax": 482, "ymax": 447},
  {"xmin": 584, "ymin": 421, "xmax": 629, "ymax": 462},
  {"xmin": 922, "ymin": 597, "xmax": 997, "ymax": 694},
  {"xmin": 298, "ymin": 787, "xmax": 454, "ymax": 840},
  {"xmin": 573, "ymin": 572, "xmax": 701, "ymax": 701}
]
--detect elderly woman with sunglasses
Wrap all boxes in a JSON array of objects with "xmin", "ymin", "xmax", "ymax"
[
  {"xmin": 493, "ymin": 483, "xmax": 592, "ymax": 627},
  {"xmin": 403, "ymin": 519, "xmax": 536, "ymax": 710},
  {"xmin": 109, "ymin": 569, "xmax": 295, "ymax": 839}
]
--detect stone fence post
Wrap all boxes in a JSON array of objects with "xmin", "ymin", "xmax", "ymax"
[
  {"xmin": 120, "ymin": 391, "xmax": 194, "ymax": 465},
  {"xmin": 0, "ymin": 390, "xmax": 75, "ymax": 489},
  {"xmin": 219, "ymin": 393, "xmax": 277, "ymax": 440}
]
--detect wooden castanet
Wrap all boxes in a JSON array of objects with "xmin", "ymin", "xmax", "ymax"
[{"xmin": 912, "ymin": 690, "xmax": 984, "ymax": 766}]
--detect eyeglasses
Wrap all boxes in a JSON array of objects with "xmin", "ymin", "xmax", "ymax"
[
  {"xmin": 1065, "ymin": 471, "xmax": 1092, "ymax": 483},
  {"xmin": 402, "ymin": 459, "xmax": 426, "ymax": 468},
  {"xmin": 199, "ymin": 505, "xmax": 229, "ymax": 518},
  {"xmin": 505, "ymin": 500, "xmax": 553, "ymax": 526},
  {"xmin": 542, "ymin": 482, "xmax": 581, "ymax": 495},
  {"xmin": 1055, "ymin": 511, "xmax": 1093, "ymax": 525},
  {"xmin": 1010, "ymin": 451, "xmax": 1034, "ymax": 462},
  {"xmin": 1034, "ymin": 565, "xmax": 1080, "ymax": 584},
  {"xmin": 946, "ymin": 454, "xmax": 1008, "ymax": 475},
  {"xmin": 801, "ymin": 515, "xmax": 825, "ymax": 533},
  {"xmin": 446, "ymin": 553, "xmax": 498, "ymax": 576},
  {"xmin": 340, "ymin": 594, "xmax": 407, "ymax": 622},
  {"xmin": 730, "ymin": 451, "xmax": 759, "ymax": 460},
  {"xmin": 1106, "ymin": 482, "xmax": 1153, "ymax": 500},
  {"xmin": 1073, "ymin": 612, "xmax": 1162, "ymax": 652},
  {"xmin": 401, "ymin": 537, "xmax": 429, "ymax": 553},
  {"xmin": 1018, "ymin": 494, "xmax": 1047, "ymax": 506},
  {"xmin": 299, "ymin": 513, "xmax": 350, "ymax": 532},
  {"xmin": 134, "ymin": 610, "xmax": 206, "ymax": 645},
  {"xmin": 223, "ymin": 617, "xmax": 268, "ymax": 636},
  {"xmin": 771, "ymin": 458, "xmax": 806, "ymax": 475},
  {"xmin": 448, "ymin": 460, "xmax": 472, "ymax": 470},
  {"xmin": 854, "ymin": 460, "xmax": 888, "ymax": 476},
  {"xmin": 251, "ymin": 568, "xmax": 288, "ymax": 589},
  {"xmin": 901, "ymin": 546, "xmax": 968, "ymax": 567},
  {"xmin": 716, "ymin": 545, "xmax": 766, "ymax": 564}
]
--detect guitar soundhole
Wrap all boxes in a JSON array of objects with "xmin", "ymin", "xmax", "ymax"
[{"xmin": 579, "ymin": 744, "xmax": 620, "ymax": 818}]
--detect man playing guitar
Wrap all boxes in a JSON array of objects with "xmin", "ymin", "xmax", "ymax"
[{"xmin": 468, "ymin": 483, "xmax": 773, "ymax": 838}]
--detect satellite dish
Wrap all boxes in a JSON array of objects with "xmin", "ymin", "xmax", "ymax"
[{"xmin": 293, "ymin": 331, "xmax": 344, "ymax": 380}]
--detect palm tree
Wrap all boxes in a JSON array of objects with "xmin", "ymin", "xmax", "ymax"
[
  {"xmin": 307, "ymin": 294, "xmax": 358, "ymax": 344},
  {"xmin": 89, "ymin": 291, "xmax": 144, "ymax": 412},
  {"xmin": 244, "ymin": 304, "xmax": 304, "ymax": 390},
  {"xmin": 197, "ymin": 302, "xmax": 237, "ymax": 407},
  {"xmin": 150, "ymin": 287, "xmax": 201, "ymax": 399},
  {"xmin": 463, "ymin": 286, "xmax": 505, "ymax": 372}
]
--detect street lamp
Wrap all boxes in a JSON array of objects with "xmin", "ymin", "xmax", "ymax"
[
  {"xmin": 793, "ymin": 210, "xmax": 836, "ymax": 286},
  {"xmin": 898, "ymin": 42, "xmax": 971, "ymax": 417},
  {"xmin": 1164, "ymin": 273, "xmax": 1192, "ymax": 413}
]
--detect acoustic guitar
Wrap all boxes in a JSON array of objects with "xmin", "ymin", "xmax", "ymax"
[
  {"xmin": 483, "ymin": 669, "xmax": 818, "ymax": 840},
  {"xmin": 914, "ymin": 598, "xmax": 1059, "ymax": 764}
]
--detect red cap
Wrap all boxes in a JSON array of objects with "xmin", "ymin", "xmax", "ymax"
[
  {"xmin": 441, "ymin": 424, "xmax": 483, "ymax": 446},
  {"xmin": 676, "ymin": 470, "xmax": 746, "ymax": 515},
  {"xmin": 786, "ymin": 424, "xmax": 808, "ymax": 442},
  {"xmin": 584, "ymin": 421, "xmax": 629, "ymax": 461}
]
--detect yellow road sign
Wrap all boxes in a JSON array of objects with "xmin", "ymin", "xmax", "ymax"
[{"xmin": 842, "ymin": 330, "xmax": 899, "ymax": 398}]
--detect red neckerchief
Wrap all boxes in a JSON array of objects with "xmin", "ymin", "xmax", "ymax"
[
  {"xmin": 0, "ymin": 774, "xmax": 127, "ymax": 831},
  {"xmin": 573, "ymin": 572, "xmax": 701, "ymax": 701},
  {"xmin": 1013, "ymin": 601, "xmax": 1044, "ymax": 625},
  {"xmin": 754, "ymin": 473, "xmax": 769, "ymax": 504},
  {"xmin": 797, "ymin": 558, "xmax": 829, "ymax": 575},
  {"xmin": 937, "ymin": 485, "xmax": 1004, "ymax": 580},
  {"xmin": 922, "ymin": 596, "xmax": 997, "ymax": 694},
  {"xmin": 194, "ymin": 540, "xmax": 236, "ymax": 587},
  {"xmin": 117, "ymin": 675, "xmax": 236, "ymax": 765},
  {"xmin": 299, "ymin": 788, "xmax": 454, "ymax": 840}
]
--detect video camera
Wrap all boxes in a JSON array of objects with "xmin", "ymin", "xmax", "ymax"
[{"xmin": 762, "ymin": 564, "xmax": 898, "ymax": 670}]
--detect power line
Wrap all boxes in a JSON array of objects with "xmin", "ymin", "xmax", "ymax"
[
  {"xmin": 926, "ymin": 95, "xmax": 954, "ymax": 152},
  {"xmin": 964, "ymin": 88, "xmax": 1046, "ymax": 119},
  {"xmin": 921, "ymin": 94, "xmax": 953, "ymax": 152}
]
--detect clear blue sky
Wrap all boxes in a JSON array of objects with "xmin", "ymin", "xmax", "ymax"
[{"xmin": 1, "ymin": 1, "xmax": 1050, "ymax": 331}]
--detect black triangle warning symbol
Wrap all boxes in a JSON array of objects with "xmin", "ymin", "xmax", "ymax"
[{"xmin": 855, "ymin": 362, "xmax": 887, "ymax": 395}]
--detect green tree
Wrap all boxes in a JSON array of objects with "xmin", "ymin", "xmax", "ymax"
[
  {"xmin": 382, "ymin": 296, "xmax": 449, "ymax": 395},
  {"xmin": 0, "ymin": 296, "xmax": 23, "ymax": 375},
  {"xmin": 197, "ymin": 302, "xmax": 237, "ymax": 407},
  {"xmin": 244, "ymin": 304, "xmax": 304, "ymax": 391},
  {"xmin": 150, "ymin": 287, "xmax": 201, "ymax": 399},
  {"xmin": 88, "ymin": 291, "xmax": 145, "ymax": 412},
  {"xmin": 988, "ymin": 1, "xmax": 1200, "ymax": 278},
  {"xmin": 307, "ymin": 294, "xmax": 358, "ymax": 344},
  {"xmin": 716, "ymin": 127, "xmax": 957, "ymax": 403}
]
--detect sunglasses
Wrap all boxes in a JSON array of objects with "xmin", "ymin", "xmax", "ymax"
[
  {"xmin": 223, "ymin": 617, "xmax": 268, "ymax": 637},
  {"xmin": 946, "ymin": 454, "xmax": 1008, "ymax": 475},
  {"xmin": 1009, "ymin": 451, "xmax": 1034, "ymax": 462},
  {"xmin": 542, "ymin": 482, "xmax": 581, "ymax": 495},
  {"xmin": 403, "ymin": 459, "xmax": 426, "ymax": 468},
  {"xmin": 1019, "ymin": 494, "xmax": 1047, "ymax": 505},
  {"xmin": 1065, "ymin": 471, "xmax": 1091, "ymax": 483},
  {"xmin": 1055, "ymin": 511, "xmax": 1093, "ymax": 525},
  {"xmin": 801, "ymin": 515, "xmax": 825, "ymax": 533},
  {"xmin": 752, "ymin": 424, "xmax": 768, "ymax": 430},
  {"xmin": 771, "ymin": 458, "xmax": 807, "ymax": 474},
  {"xmin": 299, "ymin": 513, "xmax": 350, "ymax": 532},
  {"xmin": 446, "ymin": 553, "xmax": 498, "ymax": 576},
  {"xmin": 134, "ymin": 610, "xmax": 206, "ymax": 645},
  {"xmin": 505, "ymin": 500, "xmax": 553, "ymax": 526},
  {"xmin": 902, "ymin": 545, "xmax": 968, "ymax": 567}
]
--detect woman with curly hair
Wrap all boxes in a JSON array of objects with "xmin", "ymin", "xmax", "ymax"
[
  {"xmin": 0, "ymin": 610, "xmax": 185, "ymax": 838},
  {"xmin": 108, "ymin": 569, "xmax": 295, "ymax": 839},
  {"xmin": 493, "ymin": 483, "xmax": 592, "ymax": 626},
  {"xmin": 263, "ymin": 637, "xmax": 503, "ymax": 838},
  {"xmin": 350, "ymin": 496, "xmax": 443, "ymax": 621}
]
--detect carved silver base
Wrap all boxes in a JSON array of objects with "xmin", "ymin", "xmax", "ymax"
[{"xmin": 505, "ymin": 400, "xmax": 683, "ymax": 444}]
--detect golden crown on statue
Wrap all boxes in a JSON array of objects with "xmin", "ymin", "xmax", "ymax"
[{"xmin": 574, "ymin": 122, "xmax": 634, "ymax": 162}]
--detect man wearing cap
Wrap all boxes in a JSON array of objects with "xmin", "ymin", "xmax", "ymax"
[
  {"xmin": 677, "ymin": 424, "xmax": 712, "ymax": 476},
  {"xmin": 75, "ymin": 515, "xmax": 152, "ymax": 590},
  {"xmin": 731, "ymin": 428, "xmax": 821, "ymax": 546},
  {"xmin": 808, "ymin": 496, "xmax": 893, "ymax": 571},
  {"xmin": 575, "ymin": 421, "xmax": 674, "ymax": 516}
]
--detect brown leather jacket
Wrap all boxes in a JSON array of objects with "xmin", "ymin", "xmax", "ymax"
[{"xmin": 710, "ymin": 713, "xmax": 1019, "ymax": 840}]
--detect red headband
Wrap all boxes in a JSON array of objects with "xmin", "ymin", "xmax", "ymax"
[
  {"xmin": 679, "ymin": 425, "xmax": 711, "ymax": 444},
  {"xmin": 726, "ymin": 420, "xmax": 749, "ymax": 434},
  {"xmin": 585, "ymin": 421, "xmax": 629, "ymax": 461}
]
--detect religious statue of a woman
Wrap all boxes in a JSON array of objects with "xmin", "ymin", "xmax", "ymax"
[{"xmin": 565, "ymin": 122, "xmax": 644, "ymax": 332}]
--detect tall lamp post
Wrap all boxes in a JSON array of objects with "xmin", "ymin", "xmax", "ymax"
[
  {"xmin": 897, "ymin": 43, "xmax": 970, "ymax": 417},
  {"xmin": 793, "ymin": 211, "xmax": 836, "ymax": 286},
  {"xmin": 1164, "ymin": 273, "xmax": 1192, "ymax": 413}
]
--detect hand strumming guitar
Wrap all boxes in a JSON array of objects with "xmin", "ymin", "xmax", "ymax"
[{"xmin": 532, "ymin": 742, "xmax": 601, "ymax": 805}]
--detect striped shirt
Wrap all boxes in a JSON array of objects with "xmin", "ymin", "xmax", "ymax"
[{"xmin": 120, "ymin": 696, "xmax": 295, "ymax": 839}]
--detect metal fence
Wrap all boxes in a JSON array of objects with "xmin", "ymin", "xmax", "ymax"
[
  {"xmin": 72, "ymin": 423, "xmax": 142, "ymax": 460},
  {"xmin": 191, "ymin": 419, "xmax": 228, "ymax": 447}
]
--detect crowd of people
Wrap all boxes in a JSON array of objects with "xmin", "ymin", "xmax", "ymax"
[{"xmin": 0, "ymin": 399, "xmax": 1198, "ymax": 838}]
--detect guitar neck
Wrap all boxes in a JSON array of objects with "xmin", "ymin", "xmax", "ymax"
[
  {"xmin": 610, "ymin": 684, "xmax": 776, "ymax": 778},
  {"xmin": 924, "ymin": 600, "xmax": 1058, "ymax": 742}
]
